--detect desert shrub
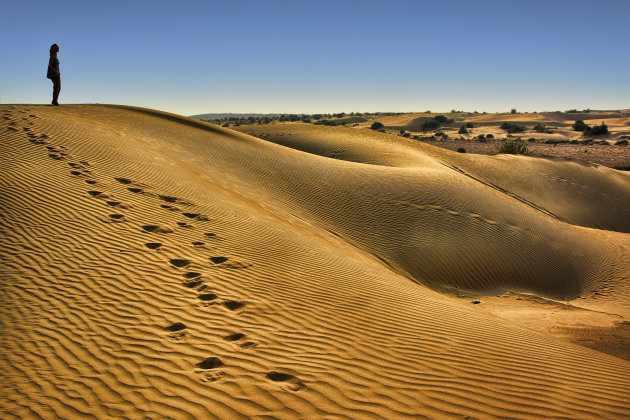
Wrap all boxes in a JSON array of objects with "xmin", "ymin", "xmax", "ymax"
[
  {"xmin": 497, "ymin": 140, "xmax": 529, "ymax": 154},
  {"xmin": 370, "ymin": 121, "xmax": 384, "ymax": 130},
  {"xmin": 527, "ymin": 138, "xmax": 537, "ymax": 142},
  {"xmin": 511, "ymin": 108, "xmax": 517, "ymax": 114},
  {"xmin": 586, "ymin": 123, "xmax": 608, "ymax": 135},
  {"xmin": 465, "ymin": 122, "xmax": 475, "ymax": 128},
  {"xmin": 612, "ymin": 165, "xmax": 630, "ymax": 170},
  {"xmin": 485, "ymin": 133, "xmax": 494, "ymax": 139},
  {"xmin": 421, "ymin": 120, "xmax": 440, "ymax": 131},
  {"xmin": 573, "ymin": 120, "xmax": 588, "ymax": 132},
  {"xmin": 500, "ymin": 122, "xmax": 525, "ymax": 133},
  {"xmin": 477, "ymin": 134, "xmax": 486, "ymax": 142},
  {"xmin": 615, "ymin": 139, "xmax": 629, "ymax": 145},
  {"xmin": 301, "ymin": 118, "xmax": 311, "ymax": 123},
  {"xmin": 434, "ymin": 115, "xmax": 448, "ymax": 123},
  {"xmin": 533, "ymin": 123, "xmax": 551, "ymax": 133},
  {"xmin": 458, "ymin": 126, "xmax": 469, "ymax": 134},
  {"xmin": 457, "ymin": 147, "xmax": 466, "ymax": 153}
]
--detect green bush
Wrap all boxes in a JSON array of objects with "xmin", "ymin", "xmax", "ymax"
[
  {"xmin": 497, "ymin": 140, "xmax": 529, "ymax": 154},
  {"xmin": 500, "ymin": 122, "xmax": 525, "ymax": 133},
  {"xmin": 533, "ymin": 123, "xmax": 551, "ymax": 133},
  {"xmin": 465, "ymin": 122, "xmax": 475, "ymax": 128},
  {"xmin": 457, "ymin": 147, "xmax": 466, "ymax": 153},
  {"xmin": 434, "ymin": 115, "xmax": 448, "ymax": 123},
  {"xmin": 586, "ymin": 123, "xmax": 608, "ymax": 135},
  {"xmin": 458, "ymin": 126, "xmax": 469, "ymax": 134},
  {"xmin": 370, "ymin": 121, "xmax": 384, "ymax": 130},
  {"xmin": 615, "ymin": 139, "xmax": 629, "ymax": 146},
  {"xmin": 486, "ymin": 133, "xmax": 494, "ymax": 139},
  {"xmin": 421, "ymin": 120, "xmax": 440, "ymax": 131},
  {"xmin": 573, "ymin": 120, "xmax": 588, "ymax": 132}
]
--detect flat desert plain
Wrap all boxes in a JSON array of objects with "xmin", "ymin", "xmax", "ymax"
[{"xmin": 1, "ymin": 104, "xmax": 630, "ymax": 419}]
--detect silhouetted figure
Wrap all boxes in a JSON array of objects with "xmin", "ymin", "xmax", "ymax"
[{"xmin": 47, "ymin": 44, "xmax": 60, "ymax": 106}]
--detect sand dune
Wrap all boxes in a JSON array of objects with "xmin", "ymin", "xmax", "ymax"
[{"xmin": 2, "ymin": 104, "xmax": 629, "ymax": 419}]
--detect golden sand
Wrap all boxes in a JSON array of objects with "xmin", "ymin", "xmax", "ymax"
[{"xmin": 1, "ymin": 104, "xmax": 629, "ymax": 418}]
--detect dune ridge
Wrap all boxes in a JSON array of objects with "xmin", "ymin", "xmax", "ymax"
[{"xmin": 1, "ymin": 104, "xmax": 629, "ymax": 419}]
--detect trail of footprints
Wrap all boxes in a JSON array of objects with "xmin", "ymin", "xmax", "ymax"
[{"xmin": 9, "ymin": 113, "xmax": 304, "ymax": 391}]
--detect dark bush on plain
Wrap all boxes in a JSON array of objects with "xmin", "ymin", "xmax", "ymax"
[
  {"xmin": 421, "ymin": 120, "xmax": 440, "ymax": 131},
  {"xmin": 457, "ymin": 147, "xmax": 466, "ymax": 153},
  {"xmin": 370, "ymin": 121, "xmax": 384, "ymax": 130},
  {"xmin": 465, "ymin": 122, "xmax": 474, "ymax": 128},
  {"xmin": 458, "ymin": 126, "xmax": 468, "ymax": 134},
  {"xmin": 586, "ymin": 123, "xmax": 608, "ymax": 135},
  {"xmin": 573, "ymin": 120, "xmax": 588, "ymax": 132},
  {"xmin": 500, "ymin": 122, "xmax": 525, "ymax": 133},
  {"xmin": 434, "ymin": 115, "xmax": 448, "ymax": 123},
  {"xmin": 533, "ymin": 123, "xmax": 551, "ymax": 133},
  {"xmin": 615, "ymin": 139, "xmax": 629, "ymax": 146}
]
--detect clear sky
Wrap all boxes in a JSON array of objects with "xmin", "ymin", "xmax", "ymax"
[{"xmin": 1, "ymin": 0, "xmax": 629, "ymax": 115}]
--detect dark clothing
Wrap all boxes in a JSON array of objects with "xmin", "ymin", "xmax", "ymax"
[
  {"xmin": 51, "ymin": 76, "xmax": 60, "ymax": 105},
  {"xmin": 47, "ymin": 57, "xmax": 59, "ymax": 79},
  {"xmin": 47, "ymin": 55, "xmax": 60, "ymax": 104}
]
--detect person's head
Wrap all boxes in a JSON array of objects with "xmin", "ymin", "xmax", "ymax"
[{"xmin": 49, "ymin": 44, "xmax": 59, "ymax": 55}]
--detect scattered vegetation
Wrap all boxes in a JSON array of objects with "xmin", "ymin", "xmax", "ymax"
[
  {"xmin": 533, "ymin": 123, "xmax": 552, "ymax": 133},
  {"xmin": 573, "ymin": 120, "xmax": 609, "ymax": 135},
  {"xmin": 497, "ymin": 139, "xmax": 529, "ymax": 154},
  {"xmin": 572, "ymin": 120, "xmax": 588, "ymax": 131},
  {"xmin": 434, "ymin": 115, "xmax": 449, "ymax": 123},
  {"xmin": 457, "ymin": 147, "xmax": 466, "ymax": 153},
  {"xmin": 458, "ymin": 126, "xmax": 469, "ymax": 134},
  {"xmin": 465, "ymin": 122, "xmax": 475, "ymax": 128},
  {"xmin": 421, "ymin": 120, "xmax": 440, "ymax": 131},
  {"xmin": 500, "ymin": 122, "xmax": 525, "ymax": 133},
  {"xmin": 510, "ymin": 108, "xmax": 517, "ymax": 114},
  {"xmin": 370, "ymin": 121, "xmax": 384, "ymax": 130},
  {"xmin": 615, "ymin": 139, "xmax": 628, "ymax": 146}
]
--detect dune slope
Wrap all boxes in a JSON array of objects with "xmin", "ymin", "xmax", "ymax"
[{"xmin": 1, "ymin": 104, "xmax": 629, "ymax": 419}]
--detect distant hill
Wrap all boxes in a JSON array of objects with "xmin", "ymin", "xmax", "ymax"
[{"xmin": 190, "ymin": 113, "xmax": 280, "ymax": 121}]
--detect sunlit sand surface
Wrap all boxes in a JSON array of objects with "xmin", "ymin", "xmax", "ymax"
[{"xmin": 2, "ymin": 104, "xmax": 629, "ymax": 418}]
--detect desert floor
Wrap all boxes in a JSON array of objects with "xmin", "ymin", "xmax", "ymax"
[{"xmin": 2, "ymin": 104, "xmax": 630, "ymax": 419}]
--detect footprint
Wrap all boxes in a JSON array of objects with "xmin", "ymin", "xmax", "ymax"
[
  {"xmin": 210, "ymin": 256, "xmax": 228, "ymax": 264},
  {"xmin": 177, "ymin": 222, "xmax": 193, "ymax": 228},
  {"xmin": 195, "ymin": 357, "xmax": 225, "ymax": 382},
  {"xmin": 192, "ymin": 241, "xmax": 205, "ymax": 246},
  {"xmin": 49, "ymin": 153, "xmax": 64, "ymax": 160},
  {"xmin": 165, "ymin": 322, "xmax": 187, "ymax": 332},
  {"xmin": 108, "ymin": 213, "xmax": 125, "ymax": 221},
  {"xmin": 141, "ymin": 224, "xmax": 173, "ymax": 233},
  {"xmin": 198, "ymin": 293, "xmax": 218, "ymax": 301},
  {"xmin": 145, "ymin": 242, "xmax": 162, "ymax": 250},
  {"xmin": 88, "ymin": 190, "xmax": 109, "ymax": 198},
  {"xmin": 114, "ymin": 177, "xmax": 132, "ymax": 184},
  {"xmin": 224, "ymin": 333, "xmax": 245, "ymax": 341},
  {"xmin": 196, "ymin": 357, "xmax": 224, "ymax": 370},
  {"xmin": 183, "ymin": 212, "xmax": 210, "ymax": 221},
  {"xmin": 85, "ymin": 180, "xmax": 97, "ymax": 185},
  {"xmin": 265, "ymin": 371, "xmax": 304, "ymax": 391},
  {"xmin": 204, "ymin": 233, "xmax": 217, "ymax": 239},
  {"xmin": 223, "ymin": 301, "xmax": 245, "ymax": 311},
  {"xmin": 183, "ymin": 272, "xmax": 201, "ymax": 279},
  {"xmin": 183, "ymin": 280, "xmax": 203, "ymax": 288},
  {"xmin": 70, "ymin": 171, "xmax": 84, "ymax": 176},
  {"xmin": 161, "ymin": 204, "xmax": 181, "ymax": 212},
  {"xmin": 159, "ymin": 195, "xmax": 178, "ymax": 203},
  {"xmin": 128, "ymin": 187, "xmax": 143, "ymax": 193},
  {"xmin": 106, "ymin": 201, "xmax": 132, "ymax": 209},
  {"xmin": 170, "ymin": 258, "xmax": 191, "ymax": 268}
]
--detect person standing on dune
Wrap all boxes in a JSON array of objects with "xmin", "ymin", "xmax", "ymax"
[{"xmin": 47, "ymin": 44, "xmax": 61, "ymax": 106}]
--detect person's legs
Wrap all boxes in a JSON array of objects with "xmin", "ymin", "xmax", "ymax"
[{"xmin": 52, "ymin": 77, "xmax": 61, "ymax": 105}]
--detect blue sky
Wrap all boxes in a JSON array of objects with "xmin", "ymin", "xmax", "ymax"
[{"xmin": 1, "ymin": 0, "xmax": 629, "ymax": 115}]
